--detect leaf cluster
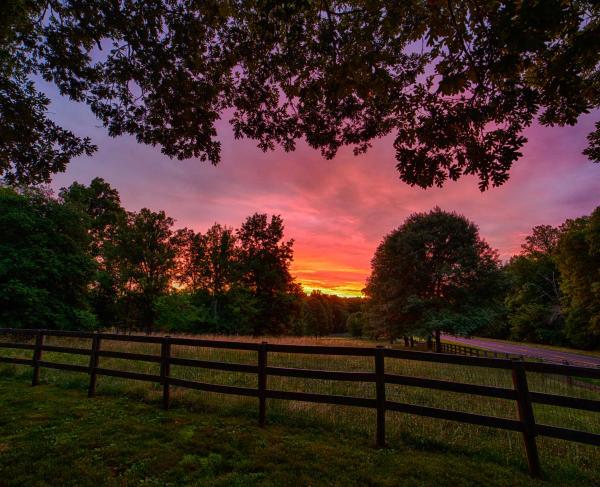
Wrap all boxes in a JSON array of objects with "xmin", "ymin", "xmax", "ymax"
[{"xmin": 2, "ymin": 1, "xmax": 598, "ymax": 187}]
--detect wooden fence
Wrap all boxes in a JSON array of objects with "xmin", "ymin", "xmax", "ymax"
[
  {"xmin": 1, "ymin": 328, "xmax": 599, "ymax": 478},
  {"xmin": 440, "ymin": 341, "xmax": 524, "ymax": 360}
]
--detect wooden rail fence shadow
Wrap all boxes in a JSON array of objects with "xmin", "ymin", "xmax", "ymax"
[{"xmin": 1, "ymin": 328, "xmax": 599, "ymax": 479}]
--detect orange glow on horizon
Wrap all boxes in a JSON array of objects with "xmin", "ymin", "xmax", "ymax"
[
  {"xmin": 48, "ymin": 102, "xmax": 599, "ymax": 304},
  {"xmin": 291, "ymin": 258, "xmax": 368, "ymax": 297}
]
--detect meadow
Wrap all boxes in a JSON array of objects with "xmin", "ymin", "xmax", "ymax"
[{"xmin": 0, "ymin": 333, "xmax": 599, "ymax": 485}]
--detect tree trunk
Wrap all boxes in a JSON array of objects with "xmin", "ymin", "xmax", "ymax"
[
  {"xmin": 434, "ymin": 329, "xmax": 441, "ymax": 353},
  {"xmin": 212, "ymin": 296, "xmax": 218, "ymax": 322}
]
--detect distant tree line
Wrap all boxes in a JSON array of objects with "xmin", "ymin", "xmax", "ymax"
[
  {"xmin": 2, "ymin": 181, "xmax": 598, "ymax": 348},
  {"xmin": 502, "ymin": 214, "xmax": 600, "ymax": 349},
  {"xmin": 364, "ymin": 207, "xmax": 600, "ymax": 350},
  {"xmin": 0, "ymin": 179, "xmax": 363, "ymax": 336}
]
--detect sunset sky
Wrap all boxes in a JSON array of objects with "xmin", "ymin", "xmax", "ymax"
[{"xmin": 44, "ymin": 81, "xmax": 599, "ymax": 297}]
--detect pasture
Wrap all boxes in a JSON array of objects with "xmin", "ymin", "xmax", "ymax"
[{"xmin": 0, "ymin": 332, "xmax": 598, "ymax": 485}]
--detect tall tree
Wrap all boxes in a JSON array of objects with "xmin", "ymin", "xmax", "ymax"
[
  {"xmin": 59, "ymin": 178, "xmax": 125, "ymax": 257},
  {"xmin": 365, "ymin": 208, "xmax": 503, "ymax": 350},
  {"xmin": 177, "ymin": 223, "xmax": 237, "ymax": 321},
  {"xmin": 505, "ymin": 224, "xmax": 563, "ymax": 343},
  {"xmin": 2, "ymin": 1, "xmax": 598, "ymax": 187},
  {"xmin": 0, "ymin": 186, "xmax": 96, "ymax": 329},
  {"xmin": 555, "ymin": 208, "xmax": 600, "ymax": 348},
  {"xmin": 59, "ymin": 178, "xmax": 126, "ymax": 327},
  {"xmin": 505, "ymin": 257, "xmax": 563, "ymax": 344},
  {"xmin": 115, "ymin": 209, "xmax": 179, "ymax": 333},
  {"xmin": 521, "ymin": 225, "xmax": 562, "ymax": 256},
  {"xmin": 236, "ymin": 213, "xmax": 299, "ymax": 335}
]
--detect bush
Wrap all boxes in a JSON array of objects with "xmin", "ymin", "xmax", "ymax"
[
  {"xmin": 154, "ymin": 292, "xmax": 211, "ymax": 333},
  {"xmin": 346, "ymin": 312, "xmax": 365, "ymax": 337}
]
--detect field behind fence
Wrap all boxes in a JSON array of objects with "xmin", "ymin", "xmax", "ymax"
[{"xmin": 1, "ymin": 329, "xmax": 599, "ymax": 480}]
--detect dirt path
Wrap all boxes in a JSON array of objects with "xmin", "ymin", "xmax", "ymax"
[{"xmin": 442, "ymin": 335, "xmax": 600, "ymax": 368}]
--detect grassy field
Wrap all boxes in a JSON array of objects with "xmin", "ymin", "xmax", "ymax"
[
  {"xmin": 0, "ymin": 334, "xmax": 599, "ymax": 485},
  {"xmin": 0, "ymin": 378, "xmax": 566, "ymax": 487}
]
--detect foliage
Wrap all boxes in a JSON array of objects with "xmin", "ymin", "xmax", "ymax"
[
  {"xmin": 236, "ymin": 213, "xmax": 299, "ymax": 335},
  {"xmin": 504, "ymin": 250, "xmax": 564, "ymax": 344},
  {"xmin": 176, "ymin": 223, "xmax": 238, "ymax": 322},
  {"xmin": 212, "ymin": 286, "xmax": 260, "ymax": 335},
  {"xmin": 0, "ymin": 178, "xmax": 306, "ymax": 335},
  {"xmin": 478, "ymin": 213, "xmax": 600, "ymax": 350},
  {"xmin": 503, "ymin": 224, "xmax": 564, "ymax": 344},
  {"xmin": 346, "ymin": 311, "xmax": 366, "ymax": 337},
  {"xmin": 299, "ymin": 291, "xmax": 362, "ymax": 337},
  {"xmin": 59, "ymin": 178, "xmax": 127, "ymax": 327},
  {"xmin": 0, "ymin": 0, "xmax": 96, "ymax": 184},
  {"xmin": 508, "ymin": 302, "xmax": 562, "ymax": 344},
  {"xmin": 0, "ymin": 186, "xmax": 96, "ymax": 329},
  {"xmin": 521, "ymin": 225, "xmax": 562, "ymax": 256},
  {"xmin": 108, "ymin": 208, "xmax": 179, "ymax": 333},
  {"xmin": 300, "ymin": 291, "xmax": 332, "ymax": 337},
  {"xmin": 2, "ymin": 1, "xmax": 598, "ymax": 187},
  {"xmin": 59, "ymin": 178, "xmax": 126, "ymax": 257},
  {"xmin": 365, "ymin": 208, "xmax": 504, "ymax": 342},
  {"xmin": 154, "ymin": 292, "xmax": 211, "ymax": 334},
  {"xmin": 555, "ymin": 208, "xmax": 600, "ymax": 349},
  {"xmin": 4, "ymin": 175, "xmax": 600, "ymax": 350}
]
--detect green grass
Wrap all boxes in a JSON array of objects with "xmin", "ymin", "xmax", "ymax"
[
  {"xmin": 0, "ymin": 378, "xmax": 587, "ymax": 487},
  {"xmin": 0, "ymin": 334, "xmax": 599, "ymax": 485}
]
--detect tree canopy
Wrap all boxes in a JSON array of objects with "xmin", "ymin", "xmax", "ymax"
[
  {"xmin": 365, "ymin": 208, "xmax": 504, "ymax": 347},
  {"xmin": 1, "ymin": 1, "xmax": 598, "ymax": 187},
  {"xmin": 501, "ymin": 224, "xmax": 562, "ymax": 343},
  {"xmin": 236, "ymin": 213, "xmax": 300, "ymax": 335},
  {"xmin": 2, "ymin": 178, "xmax": 320, "ymax": 335},
  {"xmin": 0, "ymin": 186, "xmax": 96, "ymax": 329},
  {"xmin": 555, "ymin": 209, "xmax": 600, "ymax": 348}
]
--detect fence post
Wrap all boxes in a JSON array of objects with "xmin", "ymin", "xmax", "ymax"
[
  {"xmin": 161, "ymin": 336, "xmax": 172, "ymax": 410},
  {"xmin": 375, "ymin": 345, "xmax": 386, "ymax": 448},
  {"xmin": 88, "ymin": 333, "xmax": 102, "ymax": 397},
  {"xmin": 511, "ymin": 359, "xmax": 541, "ymax": 478},
  {"xmin": 258, "ymin": 342, "xmax": 268, "ymax": 427},
  {"xmin": 562, "ymin": 360, "xmax": 573, "ymax": 387},
  {"xmin": 32, "ymin": 330, "xmax": 44, "ymax": 386}
]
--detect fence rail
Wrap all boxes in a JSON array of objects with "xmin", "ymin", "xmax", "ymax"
[
  {"xmin": 1, "ymin": 328, "xmax": 599, "ymax": 478},
  {"xmin": 440, "ymin": 341, "xmax": 525, "ymax": 360}
]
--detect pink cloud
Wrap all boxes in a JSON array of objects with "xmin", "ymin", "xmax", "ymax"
[{"xmin": 46, "ymin": 81, "xmax": 599, "ymax": 296}]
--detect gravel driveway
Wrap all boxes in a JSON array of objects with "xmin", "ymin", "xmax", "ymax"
[{"xmin": 442, "ymin": 335, "xmax": 600, "ymax": 368}]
